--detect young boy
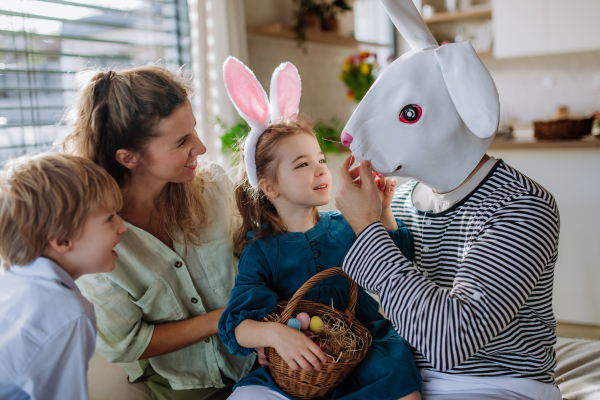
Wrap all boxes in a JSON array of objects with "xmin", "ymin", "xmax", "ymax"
[{"xmin": 0, "ymin": 153, "xmax": 126, "ymax": 400}]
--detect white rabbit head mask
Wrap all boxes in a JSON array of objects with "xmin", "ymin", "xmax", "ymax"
[
  {"xmin": 223, "ymin": 57, "xmax": 302, "ymax": 188},
  {"xmin": 341, "ymin": 0, "xmax": 500, "ymax": 193}
]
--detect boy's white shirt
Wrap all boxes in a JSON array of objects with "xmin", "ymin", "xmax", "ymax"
[{"xmin": 0, "ymin": 257, "xmax": 96, "ymax": 400}]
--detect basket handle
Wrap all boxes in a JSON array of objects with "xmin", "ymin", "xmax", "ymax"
[{"xmin": 280, "ymin": 267, "xmax": 358, "ymax": 325}]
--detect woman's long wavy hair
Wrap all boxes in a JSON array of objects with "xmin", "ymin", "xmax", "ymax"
[
  {"xmin": 234, "ymin": 115, "xmax": 319, "ymax": 249},
  {"xmin": 61, "ymin": 65, "xmax": 211, "ymax": 247}
]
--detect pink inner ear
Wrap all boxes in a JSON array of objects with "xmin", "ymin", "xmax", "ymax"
[
  {"xmin": 224, "ymin": 60, "xmax": 269, "ymax": 125},
  {"xmin": 277, "ymin": 64, "xmax": 301, "ymax": 120}
]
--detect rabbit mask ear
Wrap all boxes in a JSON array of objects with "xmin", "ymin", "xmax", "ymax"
[
  {"xmin": 223, "ymin": 56, "xmax": 270, "ymax": 130},
  {"xmin": 380, "ymin": 0, "xmax": 438, "ymax": 50},
  {"xmin": 270, "ymin": 62, "xmax": 302, "ymax": 122},
  {"xmin": 435, "ymin": 41, "xmax": 500, "ymax": 139}
]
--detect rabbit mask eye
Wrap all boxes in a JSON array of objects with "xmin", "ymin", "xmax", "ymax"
[{"xmin": 399, "ymin": 105, "xmax": 422, "ymax": 124}]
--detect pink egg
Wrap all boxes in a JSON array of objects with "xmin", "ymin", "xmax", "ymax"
[{"xmin": 296, "ymin": 312, "xmax": 310, "ymax": 330}]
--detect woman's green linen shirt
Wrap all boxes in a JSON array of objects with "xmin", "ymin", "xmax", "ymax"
[{"xmin": 76, "ymin": 165, "xmax": 255, "ymax": 390}]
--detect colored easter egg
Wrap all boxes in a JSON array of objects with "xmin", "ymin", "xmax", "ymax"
[
  {"xmin": 309, "ymin": 316, "xmax": 323, "ymax": 334},
  {"xmin": 296, "ymin": 312, "xmax": 310, "ymax": 330},
  {"xmin": 287, "ymin": 318, "xmax": 301, "ymax": 330}
]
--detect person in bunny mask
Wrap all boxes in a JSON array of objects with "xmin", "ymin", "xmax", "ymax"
[
  {"xmin": 218, "ymin": 57, "xmax": 422, "ymax": 400},
  {"xmin": 334, "ymin": 1, "xmax": 562, "ymax": 399}
]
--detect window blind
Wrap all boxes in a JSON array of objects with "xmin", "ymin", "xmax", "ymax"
[{"xmin": 0, "ymin": 0, "xmax": 192, "ymax": 163}]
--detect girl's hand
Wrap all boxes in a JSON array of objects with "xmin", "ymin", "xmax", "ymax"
[
  {"xmin": 374, "ymin": 173, "xmax": 397, "ymax": 209},
  {"xmin": 270, "ymin": 324, "xmax": 327, "ymax": 371},
  {"xmin": 374, "ymin": 173, "xmax": 398, "ymax": 231}
]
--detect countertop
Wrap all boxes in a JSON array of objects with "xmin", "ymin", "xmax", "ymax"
[{"xmin": 489, "ymin": 135, "xmax": 600, "ymax": 150}]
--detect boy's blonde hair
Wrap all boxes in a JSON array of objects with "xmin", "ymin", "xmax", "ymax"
[{"xmin": 0, "ymin": 153, "xmax": 123, "ymax": 269}]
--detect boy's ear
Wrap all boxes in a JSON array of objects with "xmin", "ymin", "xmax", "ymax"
[
  {"xmin": 47, "ymin": 237, "xmax": 72, "ymax": 254},
  {"xmin": 115, "ymin": 149, "xmax": 138, "ymax": 170},
  {"xmin": 258, "ymin": 178, "xmax": 279, "ymax": 199}
]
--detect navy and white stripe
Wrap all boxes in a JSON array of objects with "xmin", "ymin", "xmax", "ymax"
[{"xmin": 343, "ymin": 160, "xmax": 559, "ymax": 384}]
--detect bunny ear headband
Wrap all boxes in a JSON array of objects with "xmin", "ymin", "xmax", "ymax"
[{"xmin": 223, "ymin": 57, "xmax": 302, "ymax": 188}]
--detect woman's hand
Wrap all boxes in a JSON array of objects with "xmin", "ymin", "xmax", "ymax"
[
  {"xmin": 375, "ymin": 175, "xmax": 398, "ymax": 231},
  {"xmin": 270, "ymin": 324, "xmax": 327, "ymax": 371}
]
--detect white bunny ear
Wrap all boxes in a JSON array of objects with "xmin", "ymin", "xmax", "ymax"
[
  {"xmin": 223, "ymin": 56, "xmax": 271, "ymax": 189},
  {"xmin": 223, "ymin": 56, "xmax": 270, "ymax": 130},
  {"xmin": 435, "ymin": 41, "xmax": 500, "ymax": 139},
  {"xmin": 269, "ymin": 62, "xmax": 302, "ymax": 122},
  {"xmin": 380, "ymin": 0, "xmax": 438, "ymax": 50}
]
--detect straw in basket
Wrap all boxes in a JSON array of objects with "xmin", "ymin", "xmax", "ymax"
[{"xmin": 263, "ymin": 267, "xmax": 372, "ymax": 399}]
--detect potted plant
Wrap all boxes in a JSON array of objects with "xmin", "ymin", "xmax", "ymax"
[
  {"xmin": 292, "ymin": 0, "xmax": 323, "ymax": 49},
  {"xmin": 320, "ymin": 0, "xmax": 352, "ymax": 32},
  {"xmin": 340, "ymin": 52, "xmax": 379, "ymax": 102},
  {"xmin": 216, "ymin": 116, "xmax": 344, "ymax": 159},
  {"xmin": 292, "ymin": 0, "xmax": 352, "ymax": 49}
]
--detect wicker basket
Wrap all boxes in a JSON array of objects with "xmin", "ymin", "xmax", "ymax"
[
  {"xmin": 533, "ymin": 117, "xmax": 594, "ymax": 140},
  {"xmin": 263, "ymin": 268, "xmax": 372, "ymax": 399}
]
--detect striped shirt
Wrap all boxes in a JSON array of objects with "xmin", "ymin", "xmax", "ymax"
[{"xmin": 342, "ymin": 160, "xmax": 559, "ymax": 383}]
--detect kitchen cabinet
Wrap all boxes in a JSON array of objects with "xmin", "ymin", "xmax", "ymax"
[
  {"xmin": 493, "ymin": 0, "xmax": 600, "ymax": 58},
  {"xmin": 546, "ymin": 0, "xmax": 600, "ymax": 54}
]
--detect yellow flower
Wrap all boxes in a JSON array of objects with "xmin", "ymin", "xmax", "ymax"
[
  {"xmin": 343, "ymin": 61, "xmax": 352, "ymax": 72},
  {"xmin": 360, "ymin": 63, "xmax": 371, "ymax": 75}
]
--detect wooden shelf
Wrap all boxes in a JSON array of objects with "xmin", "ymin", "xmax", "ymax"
[
  {"xmin": 248, "ymin": 24, "xmax": 388, "ymax": 48},
  {"xmin": 424, "ymin": 8, "xmax": 492, "ymax": 24}
]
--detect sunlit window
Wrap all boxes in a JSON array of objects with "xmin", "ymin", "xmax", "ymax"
[
  {"xmin": 353, "ymin": 0, "xmax": 395, "ymax": 66},
  {"xmin": 0, "ymin": 0, "xmax": 191, "ymax": 163}
]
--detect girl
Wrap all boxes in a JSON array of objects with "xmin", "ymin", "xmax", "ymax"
[
  {"xmin": 218, "ymin": 57, "xmax": 422, "ymax": 400},
  {"xmin": 63, "ymin": 66, "xmax": 254, "ymax": 400}
]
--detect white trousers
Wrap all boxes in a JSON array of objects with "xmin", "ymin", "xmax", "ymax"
[
  {"xmin": 228, "ymin": 371, "xmax": 562, "ymax": 400},
  {"xmin": 420, "ymin": 370, "xmax": 562, "ymax": 400}
]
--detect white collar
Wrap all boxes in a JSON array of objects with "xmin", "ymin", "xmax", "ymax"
[
  {"xmin": 7, "ymin": 257, "xmax": 79, "ymax": 291},
  {"xmin": 413, "ymin": 157, "xmax": 498, "ymax": 213}
]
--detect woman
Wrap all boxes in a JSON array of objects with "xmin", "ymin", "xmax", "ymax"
[{"xmin": 64, "ymin": 66, "xmax": 254, "ymax": 399}]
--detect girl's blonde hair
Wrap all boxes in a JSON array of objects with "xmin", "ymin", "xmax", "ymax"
[
  {"xmin": 62, "ymin": 65, "xmax": 211, "ymax": 247},
  {"xmin": 234, "ymin": 115, "xmax": 319, "ymax": 248},
  {"xmin": 0, "ymin": 153, "xmax": 122, "ymax": 269}
]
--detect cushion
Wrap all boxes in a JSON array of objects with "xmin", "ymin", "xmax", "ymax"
[
  {"xmin": 87, "ymin": 336, "xmax": 600, "ymax": 399},
  {"xmin": 87, "ymin": 351, "xmax": 151, "ymax": 400},
  {"xmin": 554, "ymin": 336, "xmax": 600, "ymax": 400}
]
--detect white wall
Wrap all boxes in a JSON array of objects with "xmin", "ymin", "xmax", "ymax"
[
  {"xmin": 482, "ymin": 51, "xmax": 600, "ymax": 124},
  {"xmin": 487, "ymin": 149, "xmax": 600, "ymax": 325},
  {"xmin": 244, "ymin": 0, "xmax": 295, "ymax": 28}
]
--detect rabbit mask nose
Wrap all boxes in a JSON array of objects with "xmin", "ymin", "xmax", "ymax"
[{"xmin": 341, "ymin": 131, "xmax": 353, "ymax": 147}]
